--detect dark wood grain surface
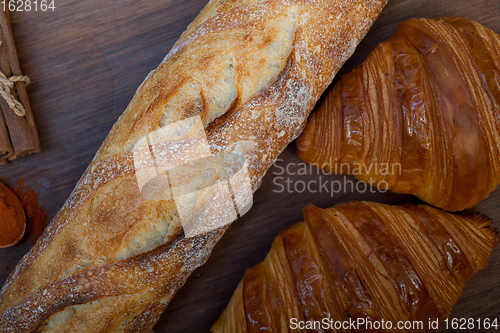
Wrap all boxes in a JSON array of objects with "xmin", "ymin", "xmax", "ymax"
[{"xmin": 0, "ymin": 0, "xmax": 499, "ymax": 332}]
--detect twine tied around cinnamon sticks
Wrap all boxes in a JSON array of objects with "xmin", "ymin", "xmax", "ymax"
[
  {"xmin": 0, "ymin": 45, "xmax": 30, "ymax": 117},
  {"xmin": 0, "ymin": 8, "xmax": 40, "ymax": 163}
]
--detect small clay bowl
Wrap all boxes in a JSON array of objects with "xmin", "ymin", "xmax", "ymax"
[{"xmin": 0, "ymin": 182, "xmax": 26, "ymax": 248}]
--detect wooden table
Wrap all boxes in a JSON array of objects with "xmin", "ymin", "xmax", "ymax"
[{"xmin": 0, "ymin": 0, "xmax": 499, "ymax": 331}]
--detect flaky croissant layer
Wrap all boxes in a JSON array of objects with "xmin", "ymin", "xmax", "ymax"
[
  {"xmin": 297, "ymin": 17, "xmax": 500, "ymax": 212},
  {"xmin": 212, "ymin": 201, "xmax": 499, "ymax": 333}
]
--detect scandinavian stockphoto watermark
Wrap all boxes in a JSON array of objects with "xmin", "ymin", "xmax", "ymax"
[
  {"xmin": 290, "ymin": 317, "xmax": 499, "ymax": 331},
  {"xmin": 132, "ymin": 115, "xmax": 253, "ymax": 238},
  {"xmin": 291, "ymin": 317, "xmax": 423, "ymax": 331},
  {"xmin": 272, "ymin": 159, "xmax": 402, "ymax": 195}
]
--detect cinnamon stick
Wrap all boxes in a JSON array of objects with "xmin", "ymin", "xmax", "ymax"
[
  {"xmin": 0, "ymin": 8, "xmax": 40, "ymax": 160},
  {"xmin": 0, "ymin": 104, "xmax": 13, "ymax": 160}
]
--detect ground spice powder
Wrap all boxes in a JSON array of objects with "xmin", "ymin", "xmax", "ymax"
[
  {"xmin": 0, "ymin": 182, "xmax": 26, "ymax": 248},
  {"xmin": 11, "ymin": 180, "xmax": 48, "ymax": 244}
]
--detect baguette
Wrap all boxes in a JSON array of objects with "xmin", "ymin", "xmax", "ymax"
[{"xmin": 0, "ymin": 0, "xmax": 388, "ymax": 331}]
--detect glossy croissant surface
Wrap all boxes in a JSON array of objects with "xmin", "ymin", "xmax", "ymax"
[
  {"xmin": 296, "ymin": 18, "xmax": 500, "ymax": 212},
  {"xmin": 212, "ymin": 201, "xmax": 498, "ymax": 333}
]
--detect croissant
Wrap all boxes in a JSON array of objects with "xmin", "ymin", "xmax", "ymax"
[
  {"xmin": 296, "ymin": 17, "xmax": 500, "ymax": 212},
  {"xmin": 212, "ymin": 201, "xmax": 499, "ymax": 332}
]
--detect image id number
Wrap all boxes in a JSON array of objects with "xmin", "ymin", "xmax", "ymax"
[
  {"xmin": 2, "ymin": 0, "xmax": 55, "ymax": 12},
  {"xmin": 443, "ymin": 317, "xmax": 498, "ymax": 330}
]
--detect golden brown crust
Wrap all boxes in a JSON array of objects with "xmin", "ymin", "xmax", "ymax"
[
  {"xmin": 296, "ymin": 17, "xmax": 500, "ymax": 212},
  {"xmin": 212, "ymin": 202, "xmax": 499, "ymax": 332},
  {"xmin": 0, "ymin": 0, "xmax": 388, "ymax": 332}
]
